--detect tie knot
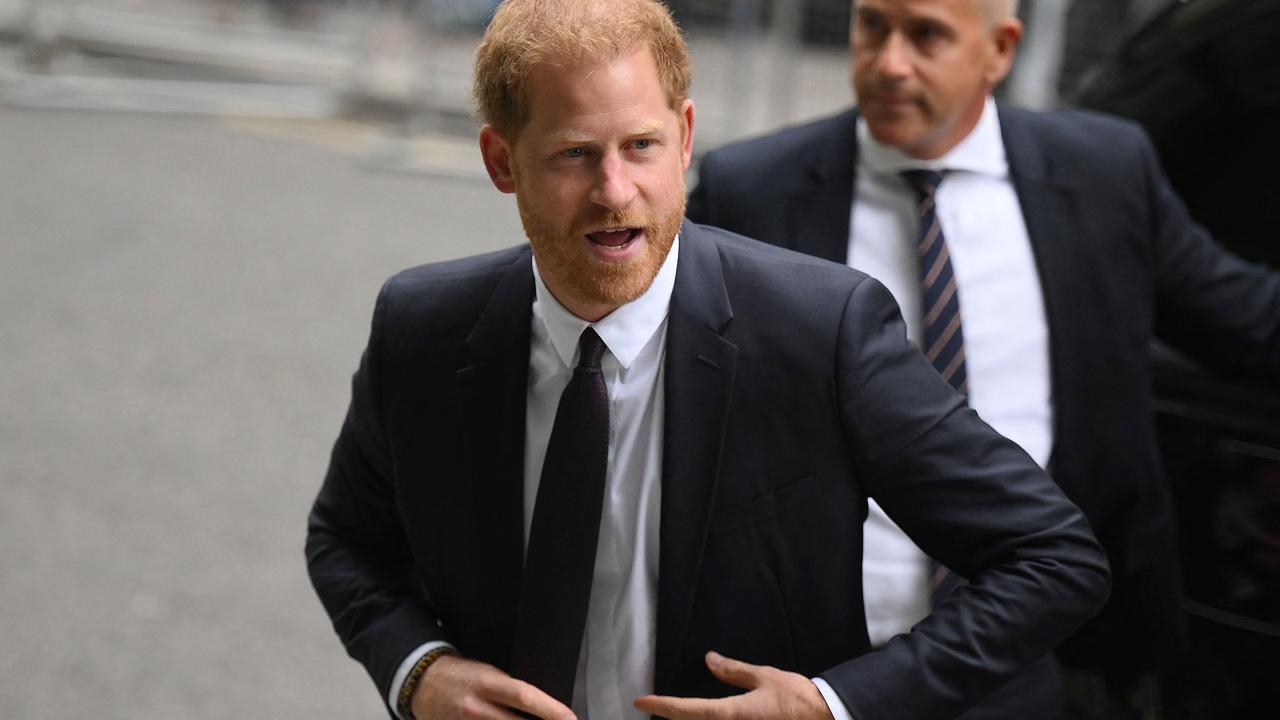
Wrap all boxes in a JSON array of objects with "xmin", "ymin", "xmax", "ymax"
[
  {"xmin": 576, "ymin": 328, "xmax": 606, "ymax": 369},
  {"xmin": 901, "ymin": 169, "xmax": 946, "ymax": 200}
]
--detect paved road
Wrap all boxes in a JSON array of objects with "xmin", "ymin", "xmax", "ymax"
[
  {"xmin": 0, "ymin": 4, "xmax": 851, "ymax": 714},
  {"xmin": 0, "ymin": 105, "xmax": 522, "ymax": 718}
]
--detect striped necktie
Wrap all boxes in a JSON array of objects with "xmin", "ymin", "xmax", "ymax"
[
  {"xmin": 902, "ymin": 170, "xmax": 969, "ymax": 396},
  {"xmin": 902, "ymin": 170, "xmax": 968, "ymax": 603}
]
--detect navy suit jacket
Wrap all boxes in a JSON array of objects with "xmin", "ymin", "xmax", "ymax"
[
  {"xmin": 306, "ymin": 222, "xmax": 1110, "ymax": 719},
  {"xmin": 687, "ymin": 105, "xmax": 1280, "ymax": 672}
]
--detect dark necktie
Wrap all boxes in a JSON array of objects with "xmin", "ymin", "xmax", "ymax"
[
  {"xmin": 902, "ymin": 170, "xmax": 969, "ymax": 396},
  {"xmin": 509, "ymin": 328, "xmax": 610, "ymax": 707},
  {"xmin": 902, "ymin": 170, "xmax": 968, "ymax": 602}
]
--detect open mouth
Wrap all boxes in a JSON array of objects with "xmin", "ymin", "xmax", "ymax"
[{"xmin": 586, "ymin": 227, "xmax": 641, "ymax": 248}]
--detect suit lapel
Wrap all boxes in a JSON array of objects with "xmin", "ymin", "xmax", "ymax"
[
  {"xmin": 999, "ymin": 105, "xmax": 1085, "ymax": 478},
  {"xmin": 654, "ymin": 223, "xmax": 739, "ymax": 693},
  {"xmin": 789, "ymin": 109, "xmax": 859, "ymax": 264},
  {"xmin": 456, "ymin": 249, "xmax": 535, "ymax": 660}
]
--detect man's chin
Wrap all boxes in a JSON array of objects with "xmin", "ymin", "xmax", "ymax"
[
  {"xmin": 865, "ymin": 114, "xmax": 913, "ymax": 141},
  {"xmin": 550, "ymin": 244, "xmax": 668, "ymax": 312},
  {"xmin": 578, "ymin": 257, "xmax": 660, "ymax": 307},
  {"xmin": 530, "ymin": 209, "xmax": 680, "ymax": 314}
]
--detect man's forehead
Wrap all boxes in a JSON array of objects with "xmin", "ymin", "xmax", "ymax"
[
  {"xmin": 856, "ymin": 0, "xmax": 986, "ymax": 20},
  {"xmin": 516, "ymin": 47, "xmax": 678, "ymax": 144}
]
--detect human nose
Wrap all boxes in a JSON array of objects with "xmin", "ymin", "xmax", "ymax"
[
  {"xmin": 875, "ymin": 31, "xmax": 912, "ymax": 80},
  {"xmin": 589, "ymin": 151, "xmax": 638, "ymax": 211}
]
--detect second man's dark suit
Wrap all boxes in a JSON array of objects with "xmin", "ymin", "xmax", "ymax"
[
  {"xmin": 307, "ymin": 221, "xmax": 1111, "ymax": 719},
  {"xmin": 687, "ymin": 105, "xmax": 1280, "ymax": 676}
]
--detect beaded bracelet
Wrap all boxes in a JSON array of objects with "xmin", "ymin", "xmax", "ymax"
[{"xmin": 396, "ymin": 646, "xmax": 457, "ymax": 719}]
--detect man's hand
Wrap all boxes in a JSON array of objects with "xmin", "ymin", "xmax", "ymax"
[
  {"xmin": 633, "ymin": 651, "xmax": 834, "ymax": 720},
  {"xmin": 411, "ymin": 654, "xmax": 576, "ymax": 720}
]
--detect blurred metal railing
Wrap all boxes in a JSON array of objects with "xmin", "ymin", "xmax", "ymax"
[
  {"xmin": 0, "ymin": 0, "xmax": 852, "ymax": 150},
  {"xmin": 0, "ymin": 0, "xmax": 1178, "ymax": 143}
]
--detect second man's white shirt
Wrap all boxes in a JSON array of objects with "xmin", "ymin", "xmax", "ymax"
[{"xmin": 851, "ymin": 97, "xmax": 1055, "ymax": 645}]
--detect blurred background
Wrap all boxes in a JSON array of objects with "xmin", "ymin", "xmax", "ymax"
[{"xmin": 1, "ymin": 0, "xmax": 1275, "ymax": 718}]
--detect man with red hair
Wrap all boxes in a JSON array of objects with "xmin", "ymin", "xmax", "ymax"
[{"xmin": 307, "ymin": 2, "xmax": 1111, "ymax": 719}]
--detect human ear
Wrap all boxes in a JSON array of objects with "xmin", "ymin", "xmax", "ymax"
[
  {"xmin": 479, "ymin": 125, "xmax": 516, "ymax": 194},
  {"xmin": 985, "ymin": 17, "xmax": 1023, "ymax": 86},
  {"xmin": 678, "ymin": 98, "xmax": 695, "ymax": 171}
]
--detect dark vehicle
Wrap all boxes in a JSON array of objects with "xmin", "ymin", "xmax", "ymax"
[{"xmin": 1077, "ymin": 1, "xmax": 1280, "ymax": 717}]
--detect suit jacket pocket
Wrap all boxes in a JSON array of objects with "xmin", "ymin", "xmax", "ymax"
[{"xmin": 712, "ymin": 474, "xmax": 821, "ymax": 537}]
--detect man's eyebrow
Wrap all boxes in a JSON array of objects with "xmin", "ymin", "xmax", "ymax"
[
  {"xmin": 629, "ymin": 122, "xmax": 666, "ymax": 137},
  {"xmin": 546, "ymin": 123, "xmax": 666, "ymax": 146},
  {"xmin": 548, "ymin": 128, "xmax": 595, "ymax": 145}
]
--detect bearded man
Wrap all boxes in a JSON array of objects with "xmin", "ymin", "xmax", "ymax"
[{"xmin": 306, "ymin": 1, "xmax": 1109, "ymax": 719}]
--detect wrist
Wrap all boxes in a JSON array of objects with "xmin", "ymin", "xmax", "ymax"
[{"xmin": 396, "ymin": 645, "xmax": 457, "ymax": 719}]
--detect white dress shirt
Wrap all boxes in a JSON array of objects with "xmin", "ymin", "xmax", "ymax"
[
  {"xmin": 522, "ymin": 237, "xmax": 677, "ymax": 720},
  {"xmin": 390, "ymin": 239, "xmax": 679, "ymax": 720},
  {"xmin": 851, "ymin": 97, "xmax": 1055, "ymax": 646}
]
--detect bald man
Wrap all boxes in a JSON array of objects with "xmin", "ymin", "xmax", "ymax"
[{"xmin": 688, "ymin": 0, "xmax": 1280, "ymax": 718}]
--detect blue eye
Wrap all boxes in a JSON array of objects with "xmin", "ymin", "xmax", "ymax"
[
  {"xmin": 633, "ymin": 139, "xmax": 653, "ymax": 150},
  {"xmin": 564, "ymin": 147, "xmax": 586, "ymax": 158}
]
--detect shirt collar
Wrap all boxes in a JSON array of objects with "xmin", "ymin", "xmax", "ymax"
[
  {"xmin": 532, "ymin": 235, "xmax": 680, "ymax": 370},
  {"xmin": 858, "ymin": 96, "xmax": 1008, "ymax": 178}
]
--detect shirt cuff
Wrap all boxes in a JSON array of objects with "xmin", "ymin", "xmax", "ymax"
[
  {"xmin": 388, "ymin": 640, "xmax": 455, "ymax": 720},
  {"xmin": 812, "ymin": 677, "xmax": 855, "ymax": 720}
]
